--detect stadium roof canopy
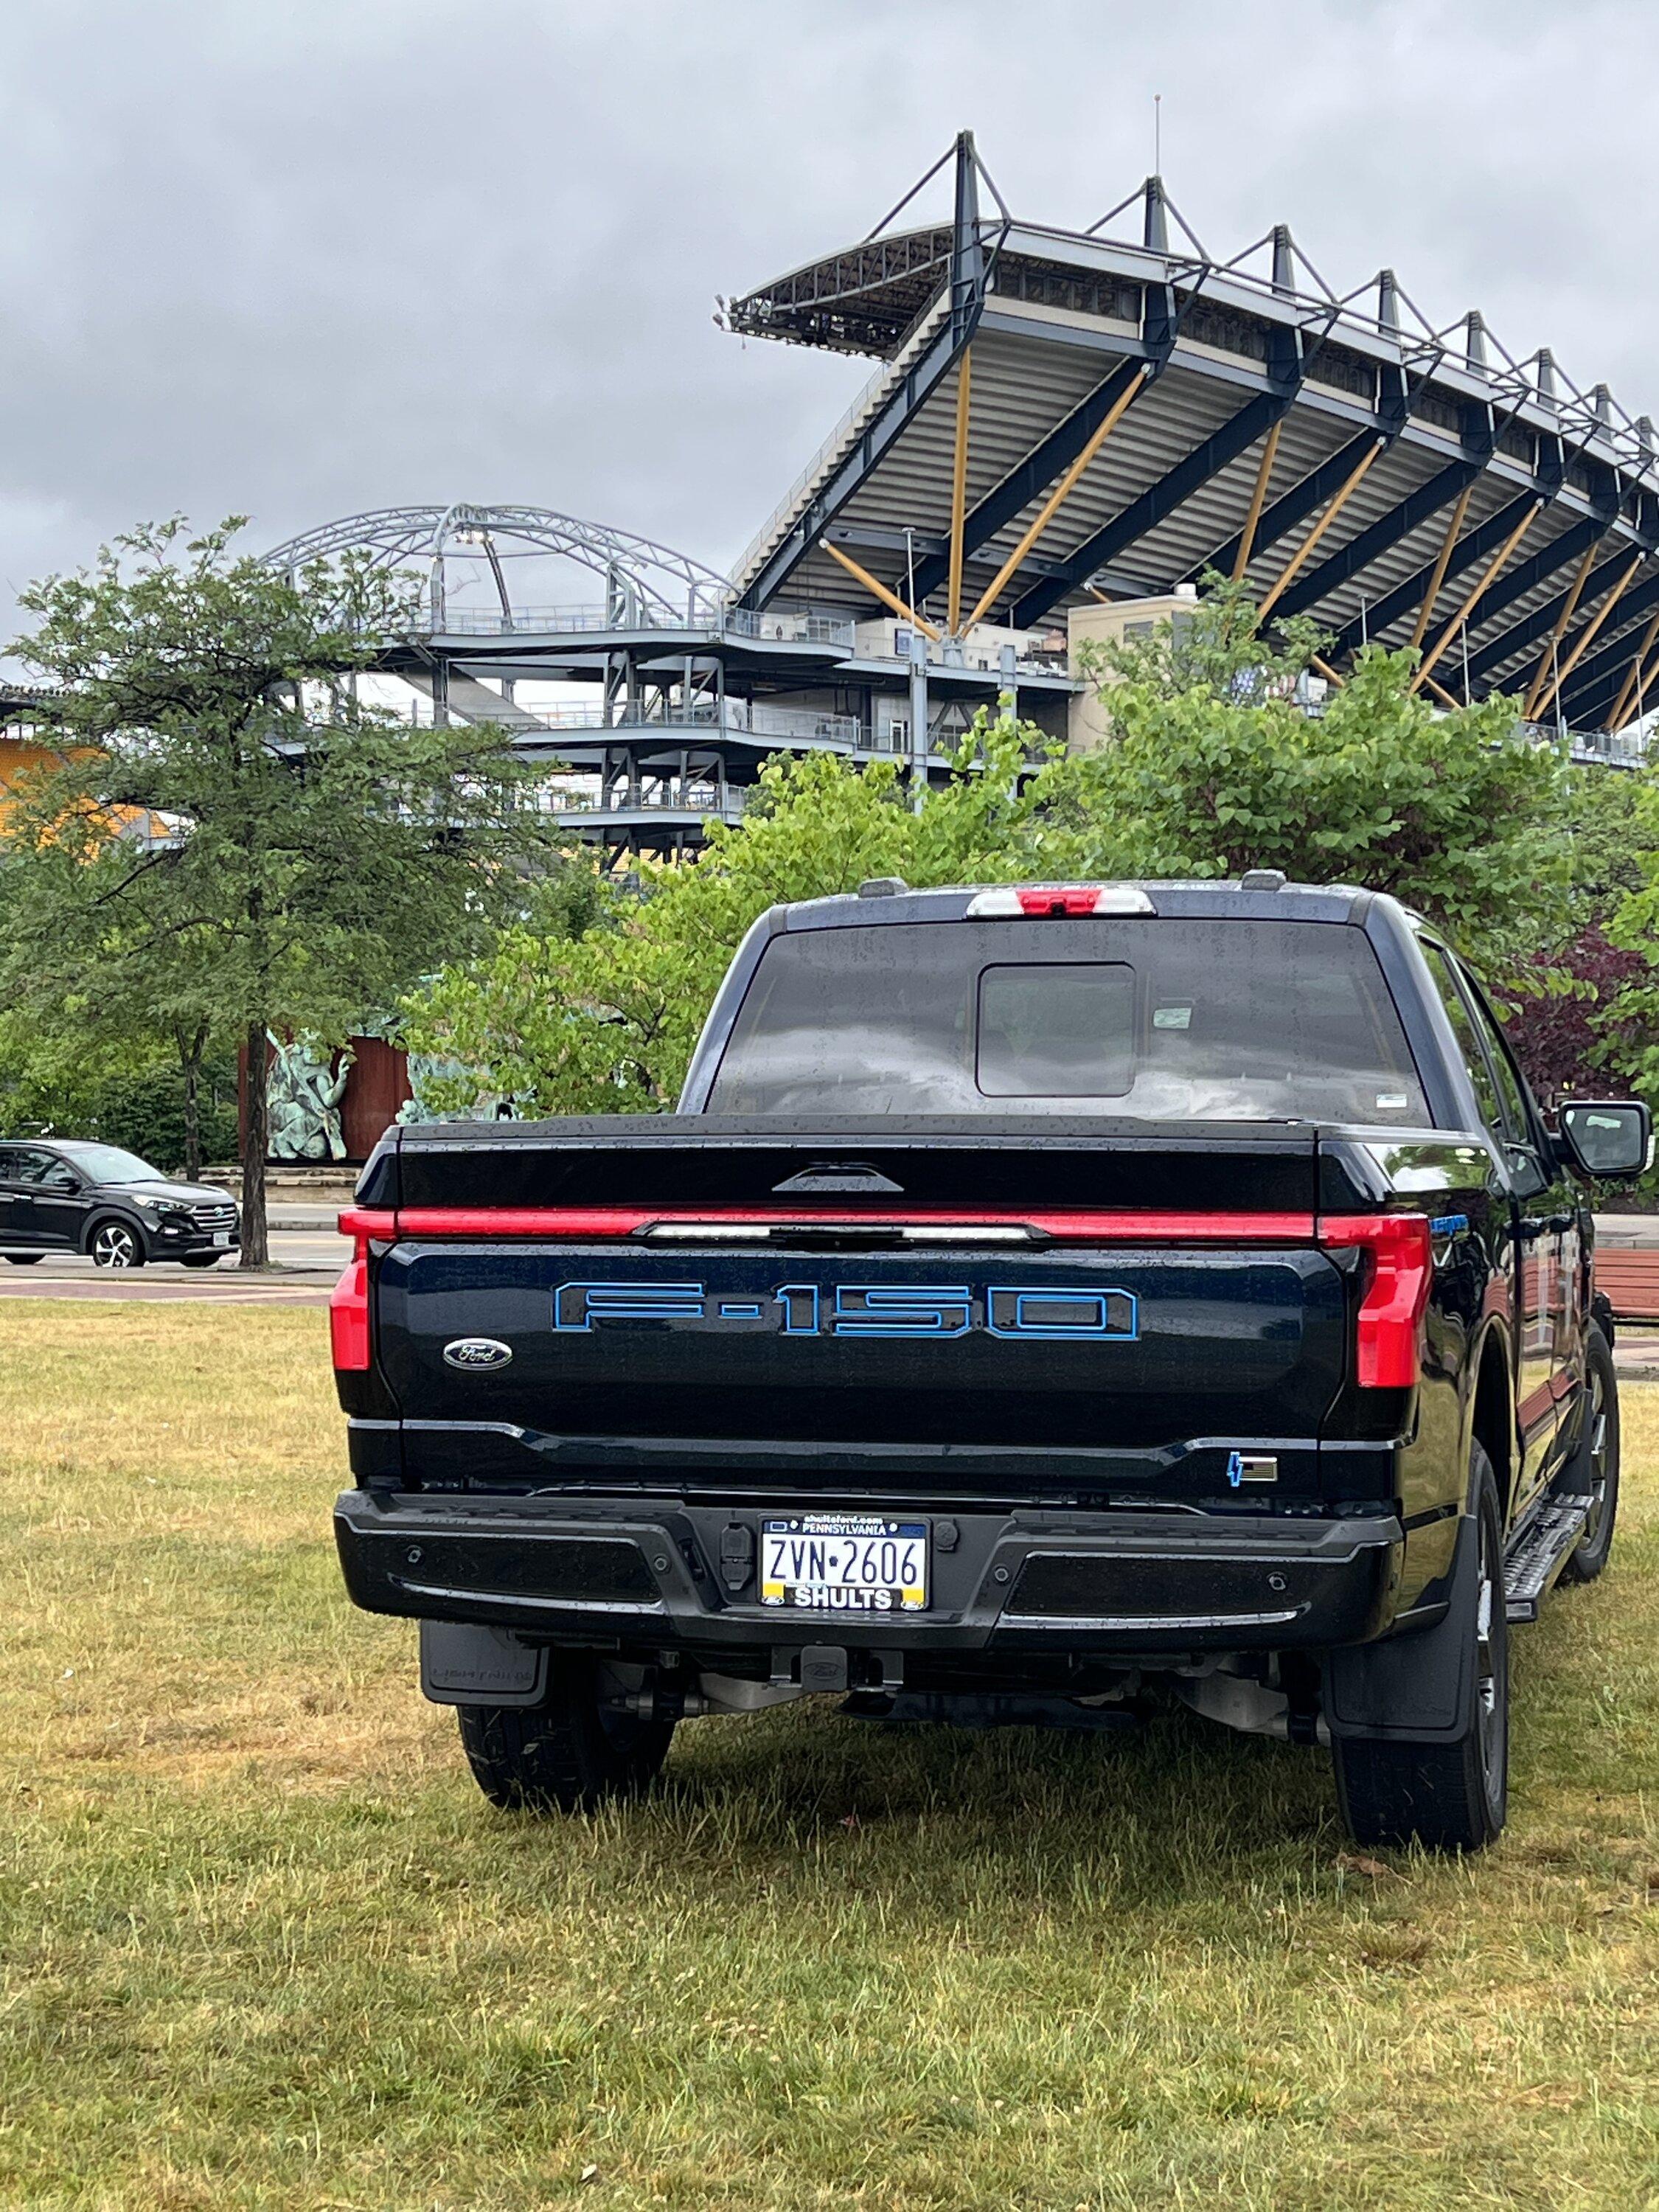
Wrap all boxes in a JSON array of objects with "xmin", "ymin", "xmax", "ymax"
[{"xmin": 723, "ymin": 133, "xmax": 1659, "ymax": 734}]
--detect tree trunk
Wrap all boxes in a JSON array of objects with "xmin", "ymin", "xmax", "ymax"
[
  {"xmin": 240, "ymin": 1022, "xmax": 269, "ymax": 1268},
  {"xmin": 175, "ymin": 1023, "xmax": 207, "ymax": 1183}
]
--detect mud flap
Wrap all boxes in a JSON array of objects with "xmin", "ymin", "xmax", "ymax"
[
  {"xmin": 1321, "ymin": 1509, "xmax": 1478, "ymax": 1745},
  {"xmin": 420, "ymin": 1621, "xmax": 549, "ymax": 1707}
]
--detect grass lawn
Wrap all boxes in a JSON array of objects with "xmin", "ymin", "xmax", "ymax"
[{"xmin": 1, "ymin": 1304, "xmax": 1658, "ymax": 2211}]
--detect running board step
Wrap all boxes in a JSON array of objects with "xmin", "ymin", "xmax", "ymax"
[{"xmin": 1504, "ymin": 1493, "xmax": 1593, "ymax": 1622}]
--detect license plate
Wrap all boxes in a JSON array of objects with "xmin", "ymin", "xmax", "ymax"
[
  {"xmin": 213, "ymin": 1231, "xmax": 232, "ymax": 1248},
  {"xmin": 761, "ymin": 1515, "xmax": 928, "ymax": 1613}
]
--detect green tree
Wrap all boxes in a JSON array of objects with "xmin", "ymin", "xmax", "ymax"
[
  {"xmin": 1600, "ymin": 767, "xmax": 1659, "ymax": 1094},
  {"xmin": 1, "ymin": 518, "xmax": 559, "ymax": 1261},
  {"xmin": 0, "ymin": 834, "xmax": 240, "ymax": 1180},
  {"xmin": 1562, "ymin": 760, "xmax": 1649, "ymax": 936},
  {"xmin": 1053, "ymin": 579, "xmax": 1571, "ymax": 970}
]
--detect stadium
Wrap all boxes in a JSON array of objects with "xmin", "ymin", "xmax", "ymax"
[{"xmin": 6, "ymin": 132, "xmax": 1656, "ymax": 860}]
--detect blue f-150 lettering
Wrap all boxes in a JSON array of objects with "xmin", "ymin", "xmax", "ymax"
[{"xmin": 552, "ymin": 1278, "xmax": 1138, "ymax": 1340}]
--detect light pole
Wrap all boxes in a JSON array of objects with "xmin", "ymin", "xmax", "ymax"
[{"xmin": 908, "ymin": 627, "xmax": 930, "ymax": 813}]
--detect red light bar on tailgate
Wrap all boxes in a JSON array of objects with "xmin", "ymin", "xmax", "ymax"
[
  {"xmin": 339, "ymin": 1206, "xmax": 1317, "ymax": 1245},
  {"xmin": 334, "ymin": 1205, "xmax": 1431, "ymax": 1388}
]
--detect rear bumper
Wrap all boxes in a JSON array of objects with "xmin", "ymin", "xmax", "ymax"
[{"xmin": 333, "ymin": 1489, "xmax": 1402, "ymax": 1658}]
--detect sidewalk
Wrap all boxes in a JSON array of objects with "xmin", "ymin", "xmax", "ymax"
[
  {"xmin": 1592, "ymin": 1213, "xmax": 1659, "ymax": 1247},
  {"xmin": 1615, "ymin": 1334, "xmax": 1659, "ymax": 1382}
]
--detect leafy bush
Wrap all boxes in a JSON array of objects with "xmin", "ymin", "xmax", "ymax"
[{"xmin": 1503, "ymin": 927, "xmax": 1648, "ymax": 1102}]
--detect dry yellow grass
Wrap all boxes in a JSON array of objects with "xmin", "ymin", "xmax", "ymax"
[{"xmin": 1, "ymin": 1301, "xmax": 1658, "ymax": 2210}]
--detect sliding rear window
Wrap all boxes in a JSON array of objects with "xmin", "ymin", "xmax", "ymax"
[{"xmin": 706, "ymin": 917, "xmax": 1428, "ymax": 1122}]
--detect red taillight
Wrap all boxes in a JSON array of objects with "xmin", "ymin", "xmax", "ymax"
[
  {"xmin": 330, "ymin": 1245, "xmax": 371, "ymax": 1371},
  {"xmin": 1319, "ymin": 1213, "xmax": 1433, "ymax": 1388}
]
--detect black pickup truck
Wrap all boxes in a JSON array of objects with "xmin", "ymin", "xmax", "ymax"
[{"xmin": 330, "ymin": 877, "xmax": 1649, "ymax": 1851}]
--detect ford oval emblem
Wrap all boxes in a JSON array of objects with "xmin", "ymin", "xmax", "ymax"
[{"xmin": 442, "ymin": 1337, "xmax": 514, "ymax": 1371}]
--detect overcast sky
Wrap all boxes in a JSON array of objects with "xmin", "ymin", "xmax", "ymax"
[{"xmin": 3, "ymin": 0, "xmax": 1658, "ymax": 605}]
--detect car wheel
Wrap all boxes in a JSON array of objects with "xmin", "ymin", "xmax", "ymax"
[
  {"xmin": 457, "ymin": 1655, "xmax": 676, "ymax": 1815},
  {"xmin": 4, "ymin": 1255, "xmax": 46, "ymax": 1265},
  {"xmin": 1330, "ymin": 1444, "xmax": 1508, "ymax": 1854},
  {"xmin": 90, "ymin": 1220, "xmax": 145, "ymax": 1270},
  {"xmin": 1559, "ymin": 1326, "xmax": 1618, "ymax": 1584}
]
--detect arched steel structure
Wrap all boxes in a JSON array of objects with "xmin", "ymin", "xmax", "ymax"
[
  {"xmin": 723, "ymin": 133, "xmax": 1659, "ymax": 744},
  {"xmin": 264, "ymin": 503, "xmax": 732, "ymax": 629}
]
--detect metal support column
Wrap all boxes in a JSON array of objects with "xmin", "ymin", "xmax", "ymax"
[
  {"xmin": 908, "ymin": 629, "xmax": 930, "ymax": 812},
  {"xmin": 1411, "ymin": 501, "xmax": 1541, "ymax": 693},
  {"xmin": 1232, "ymin": 422, "xmax": 1283, "ymax": 580}
]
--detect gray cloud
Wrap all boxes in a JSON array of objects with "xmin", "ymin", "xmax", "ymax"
[{"xmin": 1, "ymin": 0, "xmax": 1656, "ymax": 602}]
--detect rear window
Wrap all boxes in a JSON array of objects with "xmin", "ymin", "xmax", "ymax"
[{"xmin": 706, "ymin": 918, "xmax": 1428, "ymax": 1123}]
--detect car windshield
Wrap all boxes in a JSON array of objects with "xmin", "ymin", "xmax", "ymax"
[
  {"xmin": 65, "ymin": 1144, "xmax": 165, "ymax": 1184},
  {"xmin": 706, "ymin": 917, "xmax": 1430, "ymax": 1123}
]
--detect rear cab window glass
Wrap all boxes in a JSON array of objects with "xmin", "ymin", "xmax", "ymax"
[
  {"xmin": 977, "ymin": 964, "xmax": 1134, "ymax": 1096},
  {"xmin": 709, "ymin": 917, "xmax": 1429, "ymax": 1122}
]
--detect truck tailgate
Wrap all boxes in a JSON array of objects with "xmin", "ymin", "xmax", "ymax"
[{"xmin": 356, "ymin": 1119, "xmax": 1352, "ymax": 1501}]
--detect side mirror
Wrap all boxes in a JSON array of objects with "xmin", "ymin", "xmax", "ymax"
[{"xmin": 1557, "ymin": 1100, "xmax": 1653, "ymax": 1181}]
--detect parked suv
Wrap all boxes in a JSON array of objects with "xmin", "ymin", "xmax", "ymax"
[{"xmin": 0, "ymin": 1141, "xmax": 240, "ymax": 1268}]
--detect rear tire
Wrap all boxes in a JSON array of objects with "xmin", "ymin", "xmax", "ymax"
[
  {"xmin": 1331, "ymin": 1445, "xmax": 1508, "ymax": 1854},
  {"xmin": 457, "ymin": 1655, "xmax": 676, "ymax": 1814},
  {"xmin": 1559, "ymin": 1325, "xmax": 1618, "ymax": 1584}
]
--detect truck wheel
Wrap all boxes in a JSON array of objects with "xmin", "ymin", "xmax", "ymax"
[
  {"xmin": 456, "ymin": 1655, "xmax": 675, "ymax": 1815},
  {"xmin": 1559, "ymin": 1326, "xmax": 1618, "ymax": 1585},
  {"xmin": 1331, "ymin": 1447, "xmax": 1507, "ymax": 1854}
]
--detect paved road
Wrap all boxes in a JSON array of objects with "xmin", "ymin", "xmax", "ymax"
[{"xmin": 0, "ymin": 1227, "xmax": 345, "ymax": 1303}]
